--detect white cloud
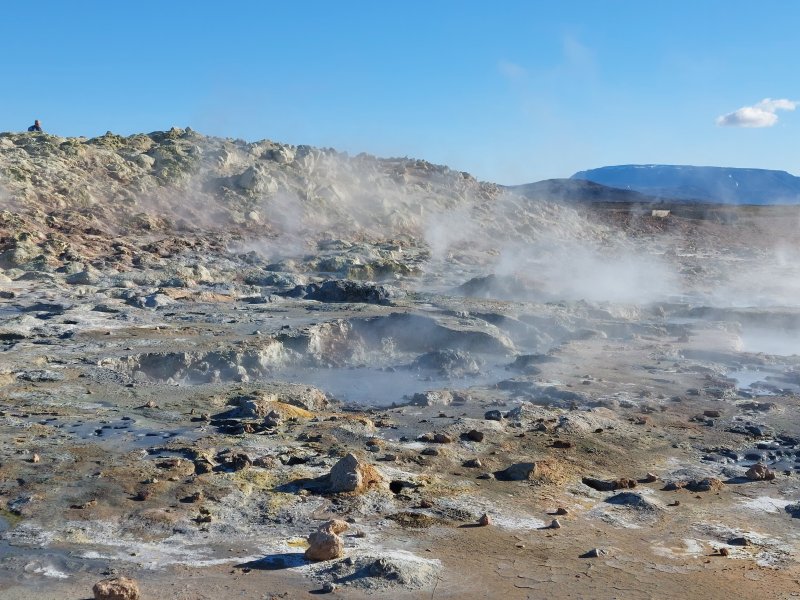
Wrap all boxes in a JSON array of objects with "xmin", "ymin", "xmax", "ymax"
[
  {"xmin": 716, "ymin": 98, "xmax": 797, "ymax": 128},
  {"xmin": 498, "ymin": 60, "xmax": 528, "ymax": 81}
]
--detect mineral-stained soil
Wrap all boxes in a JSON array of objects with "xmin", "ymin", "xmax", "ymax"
[{"xmin": 2, "ymin": 130, "xmax": 800, "ymax": 599}]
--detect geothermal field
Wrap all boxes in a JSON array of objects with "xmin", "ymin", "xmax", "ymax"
[{"xmin": 2, "ymin": 129, "xmax": 800, "ymax": 599}]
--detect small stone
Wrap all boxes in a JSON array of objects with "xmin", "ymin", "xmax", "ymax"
[
  {"xmin": 581, "ymin": 548, "xmax": 608, "ymax": 558},
  {"xmin": 132, "ymin": 489, "xmax": 151, "ymax": 502},
  {"xmin": 466, "ymin": 429, "xmax": 485, "ymax": 442},
  {"xmin": 478, "ymin": 513, "xmax": 491, "ymax": 526},
  {"xmin": 719, "ymin": 547, "xmax": 730, "ymax": 557},
  {"xmin": 433, "ymin": 433, "xmax": 453, "ymax": 444},
  {"xmin": 463, "ymin": 458, "xmax": 482, "ymax": 468},
  {"xmin": 31, "ymin": 453, "xmax": 40, "ymax": 464},
  {"xmin": 550, "ymin": 519, "xmax": 562, "ymax": 529},
  {"xmin": 484, "ymin": 410, "xmax": 503, "ymax": 421},
  {"xmin": 421, "ymin": 447, "xmax": 440, "ymax": 456},
  {"xmin": 555, "ymin": 507, "xmax": 569, "ymax": 515},
  {"xmin": 322, "ymin": 582, "xmax": 337, "ymax": 593},
  {"xmin": 644, "ymin": 472, "xmax": 658, "ymax": 483},
  {"xmin": 92, "ymin": 576, "xmax": 141, "ymax": 600}
]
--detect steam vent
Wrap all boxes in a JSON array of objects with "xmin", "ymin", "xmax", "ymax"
[{"xmin": 3, "ymin": 129, "xmax": 800, "ymax": 597}]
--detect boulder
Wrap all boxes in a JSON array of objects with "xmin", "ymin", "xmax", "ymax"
[
  {"xmin": 92, "ymin": 576, "xmax": 140, "ymax": 600},
  {"xmin": 326, "ymin": 453, "xmax": 385, "ymax": 493},
  {"xmin": 745, "ymin": 463, "xmax": 775, "ymax": 481},
  {"xmin": 305, "ymin": 520, "xmax": 349, "ymax": 561},
  {"xmin": 495, "ymin": 462, "xmax": 544, "ymax": 481},
  {"xmin": 409, "ymin": 390, "xmax": 453, "ymax": 406}
]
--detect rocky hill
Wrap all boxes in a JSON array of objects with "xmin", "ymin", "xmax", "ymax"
[
  {"xmin": 572, "ymin": 164, "xmax": 800, "ymax": 204},
  {"xmin": 0, "ymin": 128, "xmax": 614, "ymax": 286}
]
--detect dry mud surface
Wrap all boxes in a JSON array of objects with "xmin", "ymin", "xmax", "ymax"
[{"xmin": 2, "ymin": 130, "xmax": 800, "ymax": 598}]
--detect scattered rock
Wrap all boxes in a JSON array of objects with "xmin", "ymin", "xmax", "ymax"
[
  {"xmin": 305, "ymin": 520, "xmax": 348, "ymax": 561},
  {"xmin": 478, "ymin": 513, "xmax": 491, "ymax": 526},
  {"xmin": 284, "ymin": 279, "xmax": 403, "ymax": 305},
  {"xmin": 92, "ymin": 576, "xmax": 141, "ymax": 600},
  {"xmin": 581, "ymin": 548, "xmax": 608, "ymax": 558},
  {"xmin": 495, "ymin": 462, "xmax": 540, "ymax": 481},
  {"xmin": 745, "ymin": 463, "xmax": 775, "ymax": 481},
  {"xmin": 582, "ymin": 477, "xmax": 637, "ymax": 492},
  {"xmin": 465, "ymin": 429, "xmax": 485, "ymax": 442},
  {"xmin": 409, "ymin": 390, "xmax": 453, "ymax": 406},
  {"xmin": 323, "ymin": 453, "xmax": 385, "ymax": 493},
  {"xmin": 663, "ymin": 477, "xmax": 724, "ymax": 492},
  {"xmin": 550, "ymin": 519, "xmax": 562, "ymax": 529},
  {"xmin": 484, "ymin": 410, "xmax": 503, "ymax": 421}
]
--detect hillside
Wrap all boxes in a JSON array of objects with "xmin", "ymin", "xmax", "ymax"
[{"xmin": 506, "ymin": 178, "xmax": 666, "ymax": 204}]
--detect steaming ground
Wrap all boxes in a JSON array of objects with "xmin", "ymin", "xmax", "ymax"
[{"xmin": 2, "ymin": 130, "xmax": 800, "ymax": 598}]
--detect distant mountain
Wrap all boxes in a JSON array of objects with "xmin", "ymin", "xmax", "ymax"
[
  {"xmin": 507, "ymin": 178, "xmax": 667, "ymax": 204},
  {"xmin": 571, "ymin": 165, "xmax": 800, "ymax": 205}
]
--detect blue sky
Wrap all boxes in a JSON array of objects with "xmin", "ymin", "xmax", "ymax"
[{"xmin": 2, "ymin": 1, "xmax": 798, "ymax": 183}]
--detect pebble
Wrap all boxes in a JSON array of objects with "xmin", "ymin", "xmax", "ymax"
[
  {"xmin": 478, "ymin": 513, "xmax": 491, "ymax": 526},
  {"xmin": 550, "ymin": 519, "xmax": 562, "ymax": 529},
  {"xmin": 555, "ymin": 507, "xmax": 569, "ymax": 515}
]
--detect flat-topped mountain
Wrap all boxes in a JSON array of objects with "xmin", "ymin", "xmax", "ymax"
[{"xmin": 571, "ymin": 164, "xmax": 800, "ymax": 204}]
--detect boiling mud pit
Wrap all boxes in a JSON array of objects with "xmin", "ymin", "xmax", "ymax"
[{"xmin": 3, "ymin": 132, "xmax": 800, "ymax": 598}]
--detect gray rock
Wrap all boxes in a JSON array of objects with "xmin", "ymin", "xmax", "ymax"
[
  {"xmin": 484, "ymin": 410, "xmax": 503, "ymax": 421},
  {"xmin": 495, "ymin": 462, "xmax": 539, "ymax": 481}
]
